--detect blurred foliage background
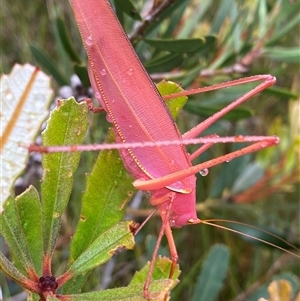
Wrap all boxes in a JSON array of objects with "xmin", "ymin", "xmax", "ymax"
[{"xmin": 1, "ymin": 0, "xmax": 299, "ymax": 300}]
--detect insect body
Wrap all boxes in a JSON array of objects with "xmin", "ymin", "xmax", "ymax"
[{"xmin": 70, "ymin": 0, "xmax": 278, "ymax": 297}]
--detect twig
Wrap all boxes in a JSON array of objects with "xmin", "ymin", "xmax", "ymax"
[{"xmin": 129, "ymin": 0, "xmax": 176, "ymax": 42}]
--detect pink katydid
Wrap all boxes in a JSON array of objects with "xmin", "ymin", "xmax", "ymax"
[{"xmin": 30, "ymin": 0, "xmax": 293, "ymax": 298}]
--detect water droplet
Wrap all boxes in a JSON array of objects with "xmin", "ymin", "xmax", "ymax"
[
  {"xmin": 94, "ymin": 91, "xmax": 101, "ymax": 99},
  {"xmin": 127, "ymin": 68, "xmax": 134, "ymax": 75},
  {"xmin": 112, "ymin": 99, "xmax": 115, "ymax": 103},
  {"xmin": 100, "ymin": 68, "xmax": 106, "ymax": 76},
  {"xmin": 199, "ymin": 168, "xmax": 209, "ymax": 176},
  {"xmin": 129, "ymin": 124, "xmax": 132, "ymax": 128},
  {"xmin": 225, "ymin": 157, "xmax": 232, "ymax": 163},
  {"xmin": 85, "ymin": 36, "xmax": 93, "ymax": 46}
]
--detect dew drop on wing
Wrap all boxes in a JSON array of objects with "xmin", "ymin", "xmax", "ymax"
[
  {"xmin": 85, "ymin": 36, "xmax": 93, "ymax": 46},
  {"xmin": 100, "ymin": 68, "xmax": 107, "ymax": 76},
  {"xmin": 199, "ymin": 168, "xmax": 209, "ymax": 176},
  {"xmin": 94, "ymin": 91, "xmax": 101, "ymax": 99},
  {"xmin": 127, "ymin": 68, "xmax": 134, "ymax": 76}
]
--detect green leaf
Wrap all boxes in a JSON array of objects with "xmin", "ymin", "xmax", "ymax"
[
  {"xmin": 30, "ymin": 44, "xmax": 69, "ymax": 86},
  {"xmin": 262, "ymin": 47, "xmax": 300, "ymax": 63},
  {"xmin": 67, "ymin": 221, "xmax": 135, "ymax": 276},
  {"xmin": 69, "ymin": 129, "xmax": 134, "ymax": 262},
  {"xmin": 143, "ymin": 0, "xmax": 191, "ymax": 37},
  {"xmin": 210, "ymin": 0, "xmax": 235, "ymax": 34},
  {"xmin": 184, "ymin": 103, "xmax": 252, "ymax": 121},
  {"xmin": 226, "ymin": 223, "xmax": 299, "ymax": 250},
  {"xmin": 0, "ymin": 251, "xmax": 29, "ymax": 287},
  {"xmin": 73, "ymin": 64, "xmax": 90, "ymax": 87},
  {"xmin": 266, "ymin": 4, "xmax": 300, "ymax": 46},
  {"xmin": 143, "ymin": 38, "xmax": 205, "ymax": 53},
  {"xmin": 144, "ymin": 53, "xmax": 183, "ymax": 73},
  {"xmin": 191, "ymin": 244, "xmax": 230, "ymax": 301},
  {"xmin": 41, "ymin": 98, "xmax": 89, "ymax": 257},
  {"xmin": 0, "ymin": 196, "xmax": 35, "ymax": 275},
  {"xmin": 56, "ymin": 17, "xmax": 81, "ymax": 64},
  {"xmin": 15, "ymin": 186, "xmax": 43, "ymax": 274},
  {"xmin": 130, "ymin": 256, "xmax": 180, "ymax": 285},
  {"xmin": 48, "ymin": 279, "xmax": 176, "ymax": 301},
  {"xmin": 156, "ymin": 80, "xmax": 188, "ymax": 119},
  {"xmin": 177, "ymin": 1, "xmax": 212, "ymax": 38},
  {"xmin": 114, "ymin": 0, "xmax": 142, "ymax": 21}
]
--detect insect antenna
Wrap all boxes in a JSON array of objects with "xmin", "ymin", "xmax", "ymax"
[{"xmin": 200, "ymin": 219, "xmax": 300, "ymax": 258}]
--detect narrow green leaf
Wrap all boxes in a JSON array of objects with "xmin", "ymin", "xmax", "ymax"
[
  {"xmin": 143, "ymin": 0, "xmax": 191, "ymax": 36},
  {"xmin": 210, "ymin": 0, "xmax": 234, "ymax": 34},
  {"xmin": 73, "ymin": 64, "xmax": 89, "ymax": 87},
  {"xmin": 41, "ymin": 98, "xmax": 89, "ymax": 257},
  {"xmin": 56, "ymin": 17, "xmax": 81, "ymax": 63},
  {"xmin": 30, "ymin": 44, "xmax": 69, "ymax": 86},
  {"xmin": 0, "ymin": 196, "xmax": 34, "ymax": 274},
  {"xmin": 114, "ymin": 0, "xmax": 142, "ymax": 21},
  {"xmin": 262, "ymin": 47, "xmax": 300, "ymax": 63},
  {"xmin": 68, "ymin": 221, "xmax": 135, "ymax": 276},
  {"xmin": 15, "ymin": 186, "xmax": 43, "ymax": 274},
  {"xmin": 266, "ymin": 6, "xmax": 300, "ymax": 45},
  {"xmin": 48, "ymin": 279, "xmax": 176, "ymax": 301},
  {"xmin": 226, "ymin": 223, "xmax": 299, "ymax": 250},
  {"xmin": 231, "ymin": 162, "xmax": 264, "ymax": 195},
  {"xmin": 178, "ymin": 1, "xmax": 212, "ymax": 38},
  {"xmin": 144, "ymin": 38, "xmax": 205, "ymax": 53},
  {"xmin": 184, "ymin": 103, "xmax": 252, "ymax": 121},
  {"xmin": 144, "ymin": 53, "xmax": 183, "ymax": 73},
  {"xmin": 0, "ymin": 251, "xmax": 28, "ymax": 286},
  {"xmin": 264, "ymin": 86, "xmax": 298, "ymax": 100},
  {"xmin": 191, "ymin": 244, "xmax": 230, "ymax": 301}
]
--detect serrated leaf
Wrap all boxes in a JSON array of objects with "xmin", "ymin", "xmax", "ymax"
[
  {"xmin": 69, "ymin": 130, "xmax": 134, "ymax": 263},
  {"xmin": 67, "ymin": 221, "xmax": 135, "ymax": 276},
  {"xmin": 41, "ymin": 98, "xmax": 89, "ymax": 257},
  {"xmin": 144, "ymin": 38, "xmax": 205, "ymax": 53},
  {"xmin": 15, "ymin": 186, "xmax": 43, "ymax": 274},
  {"xmin": 0, "ymin": 251, "xmax": 29, "ymax": 286},
  {"xmin": 130, "ymin": 256, "xmax": 180, "ymax": 285},
  {"xmin": 0, "ymin": 64, "xmax": 52, "ymax": 212},
  {"xmin": 191, "ymin": 244, "xmax": 230, "ymax": 301},
  {"xmin": 15, "ymin": 186, "xmax": 43, "ymax": 275},
  {"xmin": 0, "ymin": 195, "xmax": 37, "ymax": 276},
  {"xmin": 48, "ymin": 279, "xmax": 176, "ymax": 301}
]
